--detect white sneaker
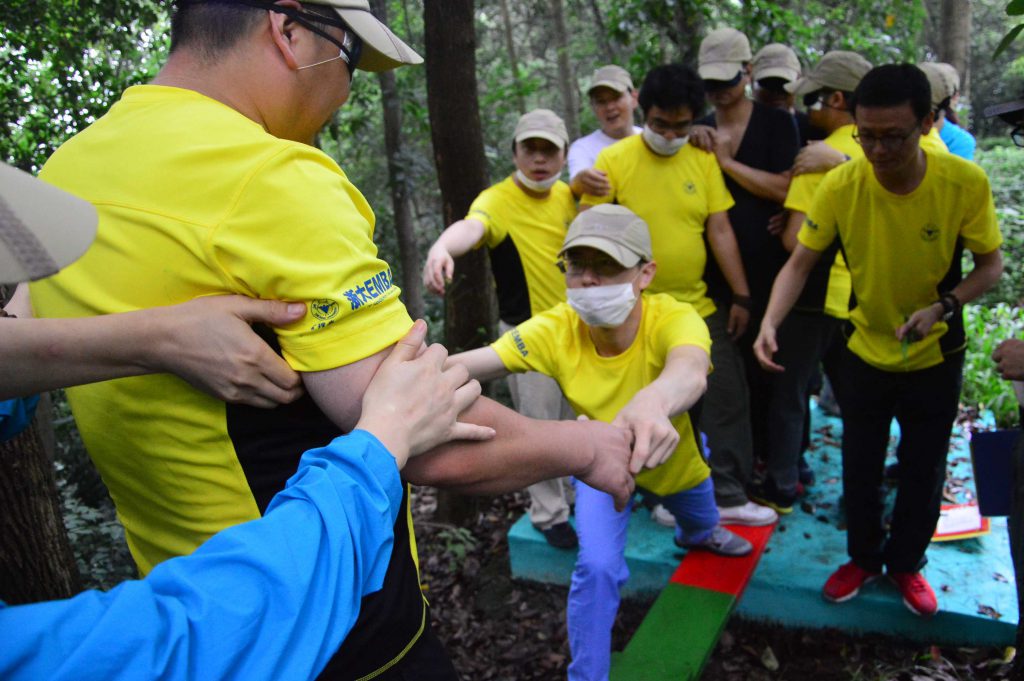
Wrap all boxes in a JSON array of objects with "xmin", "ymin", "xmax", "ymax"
[
  {"xmin": 650, "ymin": 504, "xmax": 676, "ymax": 528},
  {"xmin": 717, "ymin": 500, "xmax": 778, "ymax": 526}
]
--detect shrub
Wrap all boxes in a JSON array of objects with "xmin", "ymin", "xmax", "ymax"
[{"xmin": 962, "ymin": 303, "xmax": 1024, "ymax": 429}]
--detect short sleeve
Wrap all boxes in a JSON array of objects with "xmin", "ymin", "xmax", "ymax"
[
  {"xmin": 579, "ymin": 148, "xmax": 616, "ymax": 207},
  {"xmin": 704, "ymin": 153, "xmax": 735, "ymax": 215},
  {"xmin": 490, "ymin": 306, "xmax": 567, "ymax": 378},
  {"xmin": 466, "ymin": 184, "xmax": 508, "ymax": 249},
  {"xmin": 798, "ymin": 172, "xmax": 840, "ymax": 253},
  {"xmin": 784, "ymin": 172, "xmax": 818, "ymax": 214},
  {"xmin": 960, "ymin": 172, "xmax": 1002, "ymax": 254},
  {"xmin": 210, "ymin": 147, "xmax": 413, "ymax": 372},
  {"xmin": 652, "ymin": 300, "xmax": 712, "ymax": 359}
]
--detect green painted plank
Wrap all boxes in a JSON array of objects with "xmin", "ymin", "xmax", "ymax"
[{"xmin": 610, "ymin": 584, "xmax": 734, "ymax": 681}]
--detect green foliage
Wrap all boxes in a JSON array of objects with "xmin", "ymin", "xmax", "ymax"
[
  {"xmin": 435, "ymin": 526, "xmax": 479, "ymax": 570},
  {"xmin": 994, "ymin": 0, "xmax": 1024, "ymax": 59},
  {"xmin": 962, "ymin": 303, "xmax": 1024, "ymax": 428},
  {"xmin": 973, "ymin": 146, "xmax": 1024, "ymax": 307}
]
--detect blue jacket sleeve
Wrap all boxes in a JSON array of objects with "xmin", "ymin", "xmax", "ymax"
[{"xmin": 0, "ymin": 430, "xmax": 402, "ymax": 681}]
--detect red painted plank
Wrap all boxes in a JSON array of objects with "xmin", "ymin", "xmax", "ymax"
[{"xmin": 669, "ymin": 523, "xmax": 775, "ymax": 596}]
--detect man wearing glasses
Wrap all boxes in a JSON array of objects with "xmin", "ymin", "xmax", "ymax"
[
  {"xmin": 29, "ymin": 2, "xmax": 636, "ymax": 678},
  {"xmin": 755, "ymin": 64, "xmax": 1003, "ymax": 617}
]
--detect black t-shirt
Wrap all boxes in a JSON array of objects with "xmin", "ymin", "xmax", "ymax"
[
  {"xmin": 699, "ymin": 101, "xmax": 800, "ymax": 313},
  {"xmin": 794, "ymin": 110, "xmax": 827, "ymax": 146}
]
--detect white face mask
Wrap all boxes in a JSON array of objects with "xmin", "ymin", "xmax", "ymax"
[
  {"xmin": 515, "ymin": 169, "xmax": 560, "ymax": 193},
  {"xmin": 642, "ymin": 124, "xmax": 688, "ymax": 156},
  {"xmin": 567, "ymin": 281, "xmax": 637, "ymax": 328}
]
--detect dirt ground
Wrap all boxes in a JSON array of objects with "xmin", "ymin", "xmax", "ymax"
[{"xmin": 411, "ymin": 487, "xmax": 1019, "ymax": 681}]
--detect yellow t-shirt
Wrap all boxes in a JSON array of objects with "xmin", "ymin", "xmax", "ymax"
[
  {"xmin": 920, "ymin": 127, "xmax": 949, "ymax": 155},
  {"xmin": 31, "ymin": 85, "xmax": 414, "ymax": 572},
  {"xmin": 581, "ymin": 135, "xmax": 734, "ymax": 318},
  {"xmin": 798, "ymin": 150, "xmax": 1002, "ymax": 371},
  {"xmin": 785, "ymin": 124, "xmax": 863, "ymax": 319},
  {"xmin": 492, "ymin": 293, "xmax": 712, "ymax": 496},
  {"xmin": 467, "ymin": 176, "xmax": 575, "ymax": 320}
]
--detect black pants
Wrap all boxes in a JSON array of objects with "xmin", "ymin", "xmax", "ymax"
[
  {"xmin": 374, "ymin": 621, "xmax": 460, "ymax": 681},
  {"xmin": 835, "ymin": 348, "xmax": 963, "ymax": 573}
]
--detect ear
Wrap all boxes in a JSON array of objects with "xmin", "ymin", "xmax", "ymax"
[
  {"xmin": 267, "ymin": 0, "xmax": 307, "ymax": 70},
  {"xmin": 920, "ymin": 110, "xmax": 935, "ymax": 136},
  {"xmin": 637, "ymin": 260, "xmax": 657, "ymax": 290},
  {"xmin": 828, "ymin": 91, "xmax": 845, "ymax": 110}
]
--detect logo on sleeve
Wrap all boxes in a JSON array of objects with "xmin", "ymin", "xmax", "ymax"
[
  {"xmin": 511, "ymin": 328, "xmax": 529, "ymax": 357},
  {"xmin": 343, "ymin": 267, "xmax": 396, "ymax": 311},
  {"xmin": 311, "ymin": 299, "xmax": 339, "ymax": 321},
  {"xmin": 805, "ymin": 217, "xmax": 820, "ymax": 231},
  {"xmin": 920, "ymin": 223, "xmax": 939, "ymax": 242}
]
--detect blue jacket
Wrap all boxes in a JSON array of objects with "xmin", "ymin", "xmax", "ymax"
[
  {"xmin": 939, "ymin": 120, "xmax": 976, "ymax": 160},
  {"xmin": 0, "ymin": 430, "xmax": 402, "ymax": 680}
]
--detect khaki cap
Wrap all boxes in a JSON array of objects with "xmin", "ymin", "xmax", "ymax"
[
  {"xmin": 587, "ymin": 65, "xmax": 634, "ymax": 95},
  {"xmin": 514, "ymin": 109, "xmax": 569, "ymax": 150},
  {"xmin": 698, "ymin": 28, "xmax": 752, "ymax": 81},
  {"xmin": 0, "ymin": 164, "xmax": 97, "ymax": 285},
  {"xmin": 307, "ymin": 0, "xmax": 422, "ymax": 71},
  {"xmin": 787, "ymin": 50, "xmax": 872, "ymax": 95},
  {"xmin": 752, "ymin": 43, "xmax": 801, "ymax": 83},
  {"xmin": 935, "ymin": 62, "xmax": 961, "ymax": 93},
  {"xmin": 918, "ymin": 62, "xmax": 956, "ymax": 108},
  {"xmin": 560, "ymin": 204, "xmax": 652, "ymax": 268}
]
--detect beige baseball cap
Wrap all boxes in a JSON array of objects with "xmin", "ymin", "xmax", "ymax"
[
  {"xmin": 935, "ymin": 62, "xmax": 961, "ymax": 94},
  {"xmin": 787, "ymin": 50, "xmax": 872, "ymax": 95},
  {"xmin": 918, "ymin": 62, "xmax": 956, "ymax": 109},
  {"xmin": 560, "ymin": 204, "xmax": 652, "ymax": 268},
  {"xmin": 752, "ymin": 43, "xmax": 801, "ymax": 83},
  {"xmin": 698, "ymin": 28, "xmax": 752, "ymax": 81},
  {"xmin": 306, "ymin": 0, "xmax": 422, "ymax": 71},
  {"xmin": 0, "ymin": 164, "xmax": 97, "ymax": 285},
  {"xmin": 514, "ymin": 109, "xmax": 569, "ymax": 150},
  {"xmin": 587, "ymin": 65, "xmax": 634, "ymax": 96}
]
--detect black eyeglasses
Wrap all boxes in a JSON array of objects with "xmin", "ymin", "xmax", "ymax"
[
  {"xmin": 852, "ymin": 127, "xmax": 919, "ymax": 150},
  {"xmin": 1012, "ymin": 124, "xmax": 1024, "ymax": 148}
]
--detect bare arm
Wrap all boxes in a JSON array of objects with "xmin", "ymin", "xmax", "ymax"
[
  {"xmin": 612, "ymin": 345, "xmax": 709, "ymax": 473},
  {"xmin": 792, "ymin": 143, "xmax": 846, "ymax": 176},
  {"xmin": 993, "ymin": 339, "xmax": 1024, "ymax": 381},
  {"xmin": 570, "ymin": 168, "xmax": 611, "ymax": 198},
  {"xmin": 303, "ymin": 334, "xmax": 636, "ymax": 510},
  {"xmin": 422, "ymin": 219, "xmax": 486, "ymax": 295},
  {"xmin": 753, "ymin": 244, "xmax": 823, "ymax": 372},
  {"xmin": 1, "ymin": 296, "xmax": 305, "ymax": 406},
  {"xmin": 448, "ymin": 346, "xmax": 511, "ymax": 383},
  {"xmin": 780, "ymin": 209, "xmax": 805, "ymax": 252},
  {"xmin": 705, "ymin": 211, "xmax": 751, "ymax": 339},
  {"xmin": 896, "ymin": 248, "xmax": 1004, "ymax": 342},
  {"xmin": 717, "ymin": 156, "xmax": 791, "ymax": 204}
]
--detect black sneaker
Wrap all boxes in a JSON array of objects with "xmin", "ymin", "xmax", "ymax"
[
  {"xmin": 748, "ymin": 478, "xmax": 796, "ymax": 515},
  {"xmin": 538, "ymin": 521, "xmax": 578, "ymax": 549},
  {"xmin": 798, "ymin": 454, "xmax": 816, "ymax": 486}
]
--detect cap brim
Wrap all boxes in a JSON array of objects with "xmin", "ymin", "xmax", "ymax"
[
  {"xmin": 753, "ymin": 66, "xmax": 798, "ymax": 83},
  {"xmin": 559, "ymin": 235, "xmax": 641, "ymax": 268},
  {"xmin": 983, "ymin": 99, "xmax": 1024, "ymax": 121},
  {"xmin": 587, "ymin": 80, "xmax": 629, "ymax": 95},
  {"xmin": 786, "ymin": 75, "xmax": 822, "ymax": 95},
  {"xmin": 0, "ymin": 164, "xmax": 97, "ymax": 285},
  {"xmin": 515, "ymin": 130, "xmax": 567, "ymax": 149},
  {"xmin": 334, "ymin": 7, "xmax": 423, "ymax": 71},
  {"xmin": 698, "ymin": 62, "xmax": 743, "ymax": 81}
]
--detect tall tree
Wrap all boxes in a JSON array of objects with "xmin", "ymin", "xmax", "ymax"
[
  {"xmin": 551, "ymin": 0, "xmax": 580, "ymax": 140},
  {"xmin": 939, "ymin": 0, "xmax": 972, "ymax": 99},
  {"xmin": 370, "ymin": 0, "xmax": 424, "ymax": 321},
  {"xmin": 423, "ymin": 0, "xmax": 495, "ymax": 522},
  {"xmin": 498, "ymin": 0, "xmax": 527, "ymax": 114}
]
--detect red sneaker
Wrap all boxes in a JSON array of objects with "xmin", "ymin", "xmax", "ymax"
[
  {"xmin": 889, "ymin": 571, "xmax": 938, "ymax": 617},
  {"xmin": 822, "ymin": 562, "xmax": 880, "ymax": 603}
]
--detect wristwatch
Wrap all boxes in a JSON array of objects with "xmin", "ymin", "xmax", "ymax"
[{"xmin": 938, "ymin": 293, "xmax": 960, "ymax": 322}]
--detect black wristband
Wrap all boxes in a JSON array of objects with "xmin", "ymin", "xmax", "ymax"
[
  {"xmin": 938, "ymin": 293, "xmax": 960, "ymax": 321},
  {"xmin": 732, "ymin": 294, "xmax": 751, "ymax": 310}
]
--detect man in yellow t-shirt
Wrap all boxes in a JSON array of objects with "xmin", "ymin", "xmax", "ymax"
[
  {"xmin": 755, "ymin": 65, "xmax": 1003, "ymax": 617},
  {"xmin": 451, "ymin": 205, "xmax": 751, "ymax": 681},
  {"xmin": 29, "ymin": 3, "xmax": 636, "ymax": 679},
  {"xmin": 582, "ymin": 63, "xmax": 779, "ymax": 528},
  {"xmin": 422, "ymin": 109, "xmax": 579, "ymax": 549},
  {"xmin": 750, "ymin": 51, "xmax": 872, "ymax": 514}
]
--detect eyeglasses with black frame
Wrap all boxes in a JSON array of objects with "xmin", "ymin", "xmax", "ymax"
[{"xmin": 852, "ymin": 126, "xmax": 920, "ymax": 151}]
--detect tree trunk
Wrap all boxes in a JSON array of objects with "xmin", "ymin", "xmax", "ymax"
[
  {"xmin": 424, "ymin": 0, "xmax": 494, "ymax": 524},
  {"xmin": 939, "ymin": 0, "xmax": 971, "ymax": 100},
  {"xmin": 551, "ymin": 0, "xmax": 580, "ymax": 141},
  {"xmin": 585, "ymin": 0, "xmax": 618, "ymax": 65},
  {"xmin": 671, "ymin": 2, "xmax": 704, "ymax": 66},
  {"xmin": 371, "ymin": 0, "xmax": 425, "ymax": 321},
  {"xmin": 498, "ymin": 0, "xmax": 527, "ymax": 115},
  {"xmin": 0, "ymin": 409, "xmax": 81, "ymax": 604}
]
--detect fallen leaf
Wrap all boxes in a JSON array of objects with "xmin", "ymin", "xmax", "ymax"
[
  {"xmin": 977, "ymin": 604, "xmax": 1002, "ymax": 619},
  {"xmin": 761, "ymin": 646, "xmax": 780, "ymax": 671}
]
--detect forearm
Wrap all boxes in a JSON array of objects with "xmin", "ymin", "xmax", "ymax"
[
  {"xmin": 706, "ymin": 216, "xmax": 750, "ymax": 297},
  {"xmin": 719, "ymin": 158, "xmax": 790, "ymax": 204},
  {"xmin": 762, "ymin": 246, "xmax": 818, "ymax": 329},
  {"xmin": 950, "ymin": 249, "xmax": 1003, "ymax": 305},
  {"xmin": 640, "ymin": 363, "xmax": 706, "ymax": 418},
  {"xmin": 780, "ymin": 210, "xmax": 805, "ymax": 252},
  {"xmin": 434, "ymin": 219, "xmax": 485, "ymax": 259},
  {"xmin": 447, "ymin": 346, "xmax": 510, "ymax": 383},
  {"xmin": 401, "ymin": 395, "xmax": 592, "ymax": 493}
]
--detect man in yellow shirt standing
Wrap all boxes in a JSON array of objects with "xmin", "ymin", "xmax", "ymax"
[
  {"xmin": 755, "ymin": 64, "xmax": 1003, "ymax": 617},
  {"xmin": 423, "ymin": 109, "xmax": 580, "ymax": 548}
]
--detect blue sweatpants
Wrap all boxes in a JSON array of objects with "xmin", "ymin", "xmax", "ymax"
[{"xmin": 566, "ymin": 476, "xmax": 719, "ymax": 681}]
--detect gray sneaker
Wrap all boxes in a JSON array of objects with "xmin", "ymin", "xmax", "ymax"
[{"xmin": 676, "ymin": 526, "xmax": 752, "ymax": 557}]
